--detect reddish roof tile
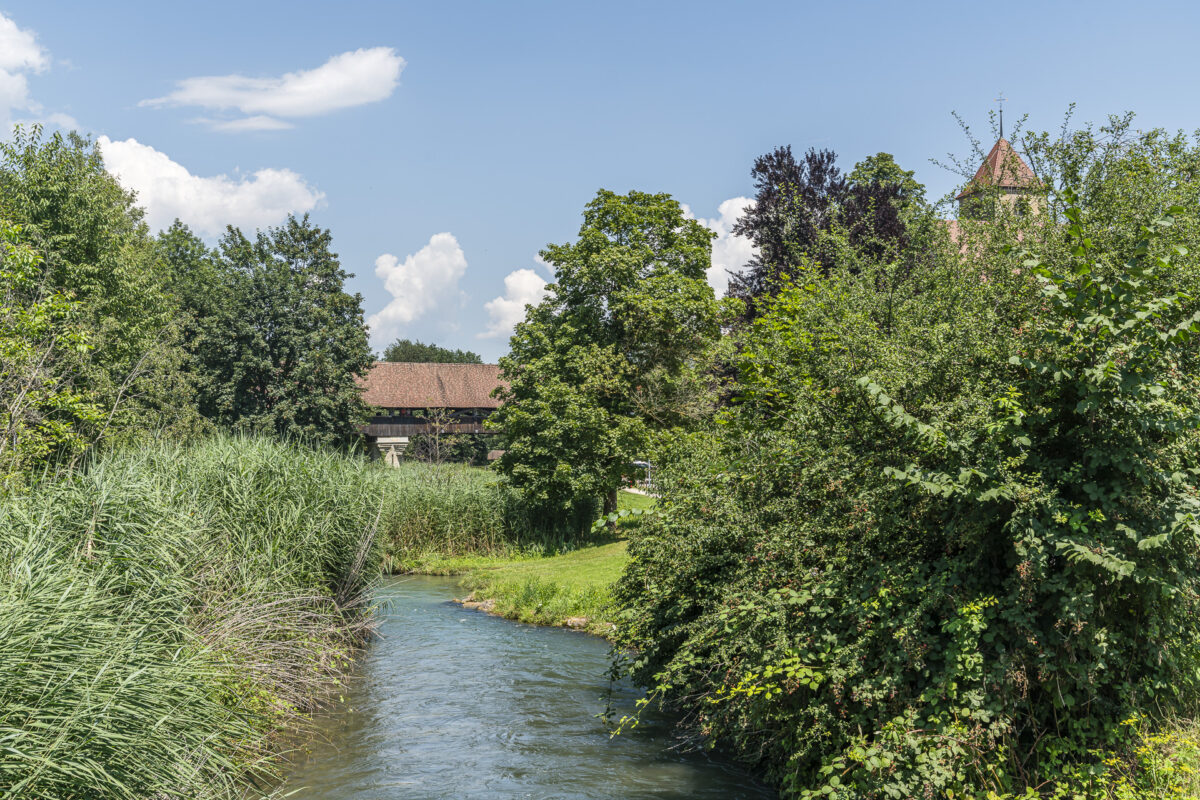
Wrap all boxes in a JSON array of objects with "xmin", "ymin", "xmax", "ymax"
[
  {"xmin": 358, "ymin": 362, "xmax": 507, "ymax": 409},
  {"xmin": 956, "ymin": 138, "xmax": 1040, "ymax": 199}
]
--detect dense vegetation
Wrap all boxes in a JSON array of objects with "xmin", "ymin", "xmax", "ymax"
[
  {"xmin": 492, "ymin": 189, "xmax": 722, "ymax": 517},
  {"xmin": 0, "ymin": 126, "xmax": 372, "ymax": 484},
  {"xmin": 0, "ymin": 437, "xmax": 383, "ymax": 798},
  {"xmin": 612, "ymin": 118, "xmax": 1200, "ymax": 798},
  {"xmin": 381, "ymin": 337, "xmax": 483, "ymax": 363},
  {"xmin": 7, "ymin": 106, "xmax": 1200, "ymax": 800}
]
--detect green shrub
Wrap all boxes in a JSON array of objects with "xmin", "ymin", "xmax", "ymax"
[{"xmin": 615, "ymin": 172, "xmax": 1200, "ymax": 796}]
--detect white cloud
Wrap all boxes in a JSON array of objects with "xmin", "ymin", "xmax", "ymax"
[
  {"xmin": 143, "ymin": 47, "xmax": 405, "ymax": 131},
  {"xmin": 480, "ymin": 268, "xmax": 550, "ymax": 339},
  {"xmin": 0, "ymin": 12, "xmax": 49, "ymax": 128},
  {"xmin": 203, "ymin": 115, "xmax": 295, "ymax": 133},
  {"xmin": 97, "ymin": 135, "xmax": 324, "ymax": 236},
  {"xmin": 368, "ymin": 233, "xmax": 468, "ymax": 344},
  {"xmin": 0, "ymin": 14, "xmax": 47, "ymax": 73},
  {"xmin": 683, "ymin": 197, "xmax": 757, "ymax": 296}
]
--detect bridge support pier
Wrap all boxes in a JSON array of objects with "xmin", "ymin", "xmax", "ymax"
[{"xmin": 373, "ymin": 436, "xmax": 410, "ymax": 467}]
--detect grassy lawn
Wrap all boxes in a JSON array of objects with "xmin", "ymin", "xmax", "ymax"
[
  {"xmin": 458, "ymin": 540, "xmax": 629, "ymax": 634},
  {"xmin": 405, "ymin": 490, "xmax": 651, "ymax": 635},
  {"xmin": 617, "ymin": 489, "xmax": 657, "ymax": 511}
]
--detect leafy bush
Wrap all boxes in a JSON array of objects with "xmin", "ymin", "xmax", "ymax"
[{"xmin": 615, "ymin": 138, "xmax": 1200, "ymax": 796}]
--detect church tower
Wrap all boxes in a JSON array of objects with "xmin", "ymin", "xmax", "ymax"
[{"xmin": 956, "ymin": 137, "xmax": 1041, "ymax": 219}]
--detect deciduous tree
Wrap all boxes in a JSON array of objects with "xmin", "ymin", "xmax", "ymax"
[
  {"xmin": 492, "ymin": 190, "xmax": 720, "ymax": 519},
  {"xmin": 175, "ymin": 215, "xmax": 373, "ymax": 446},
  {"xmin": 381, "ymin": 338, "xmax": 482, "ymax": 364}
]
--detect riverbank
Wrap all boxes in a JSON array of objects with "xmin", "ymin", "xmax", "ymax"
[
  {"xmin": 457, "ymin": 539, "xmax": 628, "ymax": 635},
  {"xmin": 1, "ymin": 437, "xmax": 578, "ymax": 800},
  {"xmin": 0, "ymin": 436, "xmax": 393, "ymax": 799},
  {"xmin": 400, "ymin": 490, "xmax": 648, "ymax": 636}
]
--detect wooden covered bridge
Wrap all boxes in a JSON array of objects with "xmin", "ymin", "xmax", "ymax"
[{"xmin": 359, "ymin": 362, "xmax": 506, "ymax": 465}]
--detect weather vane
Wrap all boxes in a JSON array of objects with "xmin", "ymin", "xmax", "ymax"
[{"xmin": 996, "ymin": 92, "xmax": 1006, "ymax": 139}]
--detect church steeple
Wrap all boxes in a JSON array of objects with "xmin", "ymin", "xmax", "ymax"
[{"xmin": 956, "ymin": 135, "xmax": 1040, "ymax": 218}]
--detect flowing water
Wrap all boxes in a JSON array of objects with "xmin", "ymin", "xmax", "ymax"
[{"xmin": 283, "ymin": 575, "xmax": 776, "ymax": 799}]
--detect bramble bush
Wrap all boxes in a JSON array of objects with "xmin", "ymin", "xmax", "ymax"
[{"xmin": 615, "ymin": 124, "xmax": 1200, "ymax": 798}]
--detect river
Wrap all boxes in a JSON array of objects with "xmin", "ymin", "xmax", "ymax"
[{"xmin": 283, "ymin": 575, "xmax": 776, "ymax": 799}]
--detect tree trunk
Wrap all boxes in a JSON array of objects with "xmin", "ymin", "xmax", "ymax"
[{"xmin": 603, "ymin": 488, "xmax": 618, "ymax": 516}]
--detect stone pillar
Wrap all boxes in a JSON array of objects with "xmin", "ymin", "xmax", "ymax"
[{"xmin": 374, "ymin": 436, "xmax": 409, "ymax": 467}]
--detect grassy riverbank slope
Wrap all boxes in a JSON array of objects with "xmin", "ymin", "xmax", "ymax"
[
  {"xmin": 444, "ymin": 491, "xmax": 649, "ymax": 634},
  {"xmin": 459, "ymin": 540, "xmax": 628, "ymax": 633},
  {"xmin": 0, "ymin": 436, "xmax": 558, "ymax": 800}
]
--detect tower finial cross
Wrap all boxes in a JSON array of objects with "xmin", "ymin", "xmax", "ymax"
[{"xmin": 996, "ymin": 92, "xmax": 1006, "ymax": 140}]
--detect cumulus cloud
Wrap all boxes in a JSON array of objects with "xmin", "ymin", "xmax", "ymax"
[
  {"xmin": 0, "ymin": 14, "xmax": 46, "ymax": 72},
  {"xmin": 368, "ymin": 233, "xmax": 469, "ymax": 345},
  {"xmin": 480, "ymin": 268, "xmax": 550, "ymax": 339},
  {"xmin": 683, "ymin": 197, "xmax": 757, "ymax": 296},
  {"xmin": 0, "ymin": 12, "xmax": 51, "ymax": 128},
  {"xmin": 142, "ymin": 47, "xmax": 405, "ymax": 131},
  {"xmin": 97, "ymin": 135, "xmax": 324, "ymax": 236}
]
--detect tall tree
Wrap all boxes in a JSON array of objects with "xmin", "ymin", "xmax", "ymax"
[
  {"xmin": 847, "ymin": 151, "xmax": 926, "ymax": 206},
  {"xmin": 173, "ymin": 215, "xmax": 373, "ymax": 446},
  {"xmin": 0, "ymin": 220, "xmax": 101, "ymax": 483},
  {"xmin": 0, "ymin": 125, "xmax": 197, "ymax": 442},
  {"xmin": 492, "ymin": 190, "xmax": 720, "ymax": 519},
  {"xmin": 728, "ymin": 146, "xmax": 923, "ymax": 318},
  {"xmin": 381, "ymin": 338, "xmax": 483, "ymax": 364}
]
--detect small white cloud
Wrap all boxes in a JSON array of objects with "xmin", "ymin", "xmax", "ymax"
[
  {"xmin": 368, "ymin": 233, "xmax": 468, "ymax": 345},
  {"xmin": 143, "ymin": 47, "xmax": 405, "ymax": 130},
  {"xmin": 480, "ymin": 268, "xmax": 549, "ymax": 339},
  {"xmin": 97, "ymin": 135, "xmax": 324, "ymax": 236},
  {"xmin": 202, "ymin": 114, "xmax": 295, "ymax": 133},
  {"xmin": 0, "ymin": 14, "xmax": 47, "ymax": 73},
  {"xmin": 684, "ymin": 197, "xmax": 757, "ymax": 296},
  {"xmin": 0, "ymin": 12, "xmax": 50, "ymax": 128}
]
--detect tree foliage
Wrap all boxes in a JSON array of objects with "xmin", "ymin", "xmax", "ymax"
[
  {"xmin": 159, "ymin": 216, "xmax": 373, "ymax": 447},
  {"xmin": 0, "ymin": 126, "xmax": 196, "ymax": 442},
  {"xmin": 0, "ymin": 221, "xmax": 101, "ymax": 484},
  {"xmin": 381, "ymin": 338, "xmax": 483, "ymax": 364},
  {"xmin": 492, "ymin": 189, "xmax": 721, "ymax": 518},
  {"xmin": 615, "ymin": 122, "xmax": 1200, "ymax": 798},
  {"xmin": 729, "ymin": 146, "xmax": 924, "ymax": 319}
]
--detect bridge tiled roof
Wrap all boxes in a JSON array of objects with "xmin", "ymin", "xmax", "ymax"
[{"xmin": 359, "ymin": 362, "xmax": 506, "ymax": 409}]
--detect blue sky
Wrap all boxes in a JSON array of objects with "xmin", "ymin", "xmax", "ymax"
[{"xmin": 2, "ymin": 1, "xmax": 1198, "ymax": 360}]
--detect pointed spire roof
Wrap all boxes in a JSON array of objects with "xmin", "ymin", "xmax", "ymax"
[{"xmin": 956, "ymin": 138, "xmax": 1039, "ymax": 200}]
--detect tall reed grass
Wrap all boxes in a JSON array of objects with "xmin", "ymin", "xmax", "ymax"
[
  {"xmin": 0, "ymin": 434, "xmax": 553, "ymax": 799},
  {"xmin": 374, "ymin": 461, "xmax": 595, "ymax": 570}
]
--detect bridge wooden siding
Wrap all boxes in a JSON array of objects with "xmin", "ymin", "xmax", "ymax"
[{"xmin": 362, "ymin": 421, "xmax": 496, "ymax": 437}]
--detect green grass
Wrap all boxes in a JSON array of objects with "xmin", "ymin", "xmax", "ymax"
[
  {"xmin": 618, "ymin": 489, "xmax": 657, "ymax": 512},
  {"xmin": 457, "ymin": 539, "xmax": 632, "ymax": 634},
  {"xmin": 408, "ymin": 489, "xmax": 648, "ymax": 634},
  {"xmin": 376, "ymin": 463, "xmax": 602, "ymax": 572},
  {"xmin": 0, "ymin": 435, "xmax": 394, "ymax": 799}
]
